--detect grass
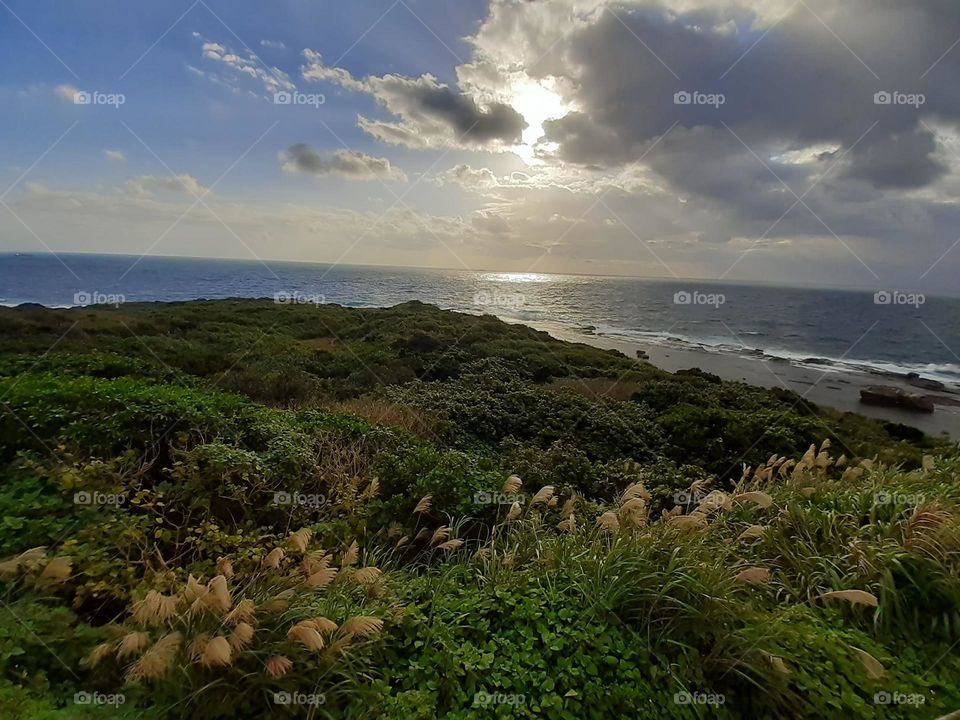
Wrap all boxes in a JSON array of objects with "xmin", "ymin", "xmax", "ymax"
[{"xmin": 0, "ymin": 299, "xmax": 957, "ymax": 718}]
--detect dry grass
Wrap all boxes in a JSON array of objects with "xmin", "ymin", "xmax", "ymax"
[{"xmin": 328, "ymin": 397, "xmax": 440, "ymax": 438}]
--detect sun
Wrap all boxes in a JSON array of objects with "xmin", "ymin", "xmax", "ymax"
[{"xmin": 507, "ymin": 78, "xmax": 569, "ymax": 165}]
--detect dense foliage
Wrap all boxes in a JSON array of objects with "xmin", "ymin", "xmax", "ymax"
[{"xmin": 0, "ymin": 300, "xmax": 956, "ymax": 718}]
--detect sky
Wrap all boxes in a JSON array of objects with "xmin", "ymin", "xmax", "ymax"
[{"xmin": 1, "ymin": 0, "xmax": 960, "ymax": 292}]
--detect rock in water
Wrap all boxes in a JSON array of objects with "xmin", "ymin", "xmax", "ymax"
[{"xmin": 860, "ymin": 386, "xmax": 935, "ymax": 413}]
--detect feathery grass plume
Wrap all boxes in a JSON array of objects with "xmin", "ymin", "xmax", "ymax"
[
  {"xmin": 132, "ymin": 591, "xmax": 180, "ymax": 626},
  {"xmin": 778, "ymin": 460, "xmax": 795, "ymax": 478},
  {"xmin": 341, "ymin": 540, "xmax": 359, "ymax": 569},
  {"xmin": 261, "ymin": 548, "xmax": 284, "ymax": 570},
  {"xmin": 301, "ymin": 551, "xmax": 330, "ymax": 576},
  {"xmin": 264, "ymin": 655, "xmax": 292, "ymax": 679},
  {"xmin": 224, "ymin": 599, "xmax": 256, "ymax": 626},
  {"xmin": 414, "ymin": 528, "xmax": 430, "ymax": 542},
  {"xmin": 841, "ymin": 467, "xmax": 864, "ymax": 482},
  {"xmin": 0, "ymin": 546, "xmax": 47, "ymax": 576},
  {"xmin": 116, "ymin": 631, "xmax": 150, "ymax": 660},
  {"xmin": 413, "ymin": 494, "xmax": 433, "ymax": 514},
  {"xmin": 835, "ymin": 454, "xmax": 847, "ymax": 468},
  {"xmin": 17, "ymin": 547, "xmax": 47, "ymax": 572},
  {"xmin": 505, "ymin": 502, "xmax": 522, "ymax": 521},
  {"xmin": 814, "ymin": 451, "xmax": 832, "ymax": 469},
  {"xmin": 363, "ymin": 477, "xmax": 380, "ymax": 500},
  {"xmin": 188, "ymin": 634, "xmax": 211, "ymax": 662},
  {"xmin": 733, "ymin": 491, "xmax": 774, "ymax": 509},
  {"xmin": 768, "ymin": 654, "xmax": 791, "ymax": 675},
  {"xmin": 561, "ymin": 496, "xmax": 577, "ymax": 519},
  {"xmin": 353, "ymin": 567, "xmax": 382, "ymax": 585},
  {"xmin": 801, "ymin": 444, "xmax": 817, "ymax": 466},
  {"xmin": 547, "ymin": 496, "xmax": 558, "ymax": 508},
  {"xmin": 37, "ymin": 556, "xmax": 72, "ymax": 584},
  {"xmin": 228, "ymin": 622, "xmax": 254, "ymax": 651},
  {"xmin": 922, "ymin": 454, "xmax": 935, "ymax": 472},
  {"xmin": 430, "ymin": 526, "xmax": 450, "ymax": 545},
  {"xmin": 216, "ymin": 557, "xmax": 234, "ymax": 579},
  {"xmin": 557, "ymin": 514, "xmax": 576, "ymax": 533},
  {"xmin": 339, "ymin": 616, "xmax": 383, "ymax": 639},
  {"xmin": 127, "ymin": 632, "xmax": 182, "ymax": 682},
  {"xmin": 800, "ymin": 487, "xmax": 817, "ymax": 497},
  {"xmin": 183, "ymin": 574, "xmax": 206, "ymax": 603},
  {"xmin": 200, "ymin": 636, "xmax": 232, "ymax": 668},
  {"xmin": 306, "ymin": 567, "xmax": 338, "ymax": 589},
  {"xmin": 734, "ymin": 567, "xmax": 771, "ymax": 584},
  {"xmin": 851, "ymin": 647, "xmax": 885, "ymax": 679},
  {"xmin": 288, "ymin": 623, "xmax": 325, "ymax": 651},
  {"xmin": 438, "ymin": 539, "xmax": 464, "ymax": 551},
  {"xmin": 530, "ymin": 485, "xmax": 555, "ymax": 507},
  {"xmin": 860, "ymin": 458, "xmax": 875, "ymax": 470},
  {"xmin": 619, "ymin": 482, "xmax": 651, "ymax": 506},
  {"xmin": 288, "ymin": 528, "xmax": 313, "ymax": 553},
  {"xmin": 820, "ymin": 438, "xmax": 831, "ymax": 452},
  {"xmin": 305, "ymin": 617, "xmax": 338, "ymax": 634},
  {"xmin": 791, "ymin": 462, "xmax": 808, "ymax": 482},
  {"xmin": 395, "ymin": 535, "xmax": 410, "ymax": 548},
  {"xmin": 817, "ymin": 589, "xmax": 879, "ymax": 607},
  {"xmin": 738, "ymin": 525, "xmax": 767, "ymax": 541},
  {"xmin": 695, "ymin": 491, "xmax": 728, "ymax": 516},
  {"xmin": 260, "ymin": 589, "xmax": 294, "ymax": 613},
  {"xmin": 668, "ymin": 514, "xmax": 707, "ymax": 530},
  {"xmin": 86, "ymin": 642, "xmax": 114, "ymax": 667},
  {"xmin": 206, "ymin": 575, "xmax": 232, "ymax": 613},
  {"xmin": 596, "ymin": 511, "xmax": 620, "ymax": 534},
  {"xmin": 502, "ymin": 475, "xmax": 522, "ymax": 494}
]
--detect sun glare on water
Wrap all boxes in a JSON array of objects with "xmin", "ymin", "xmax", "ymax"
[{"xmin": 507, "ymin": 78, "xmax": 569, "ymax": 165}]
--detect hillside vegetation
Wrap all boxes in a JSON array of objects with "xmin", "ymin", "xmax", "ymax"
[{"xmin": 0, "ymin": 300, "xmax": 956, "ymax": 718}]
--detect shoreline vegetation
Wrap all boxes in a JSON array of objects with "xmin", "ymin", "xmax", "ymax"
[{"xmin": 1, "ymin": 299, "xmax": 958, "ymax": 718}]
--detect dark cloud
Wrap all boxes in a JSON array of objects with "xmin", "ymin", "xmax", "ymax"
[
  {"xmin": 301, "ymin": 50, "xmax": 526, "ymax": 148},
  {"xmin": 279, "ymin": 144, "xmax": 406, "ymax": 182}
]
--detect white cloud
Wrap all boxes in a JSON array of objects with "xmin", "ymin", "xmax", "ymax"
[
  {"xmin": 124, "ymin": 174, "xmax": 209, "ymax": 198},
  {"xmin": 54, "ymin": 84, "xmax": 83, "ymax": 103},
  {"xmin": 193, "ymin": 35, "xmax": 295, "ymax": 97},
  {"xmin": 104, "ymin": 150, "xmax": 126, "ymax": 163}
]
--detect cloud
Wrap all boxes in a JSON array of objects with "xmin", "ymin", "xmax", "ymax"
[
  {"xmin": 279, "ymin": 144, "xmax": 407, "ymax": 182},
  {"xmin": 193, "ymin": 35, "xmax": 295, "ymax": 96},
  {"xmin": 438, "ymin": 164, "xmax": 501, "ymax": 191},
  {"xmin": 104, "ymin": 150, "xmax": 126, "ymax": 163},
  {"xmin": 124, "ymin": 175, "xmax": 209, "ymax": 198},
  {"xmin": 300, "ymin": 50, "xmax": 526, "ymax": 149},
  {"xmin": 54, "ymin": 84, "xmax": 82, "ymax": 103},
  {"xmin": 260, "ymin": 39, "xmax": 286, "ymax": 50}
]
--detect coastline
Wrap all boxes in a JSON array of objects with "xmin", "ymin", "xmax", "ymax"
[{"xmin": 522, "ymin": 319, "xmax": 960, "ymax": 440}]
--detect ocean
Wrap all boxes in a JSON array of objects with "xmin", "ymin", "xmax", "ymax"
[{"xmin": 2, "ymin": 252, "xmax": 959, "ymax": 386}]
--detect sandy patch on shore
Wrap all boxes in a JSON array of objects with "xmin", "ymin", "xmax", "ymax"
[{"xmin": 526, "ymin": 320, "xmax": 960, "ymax": 440}]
